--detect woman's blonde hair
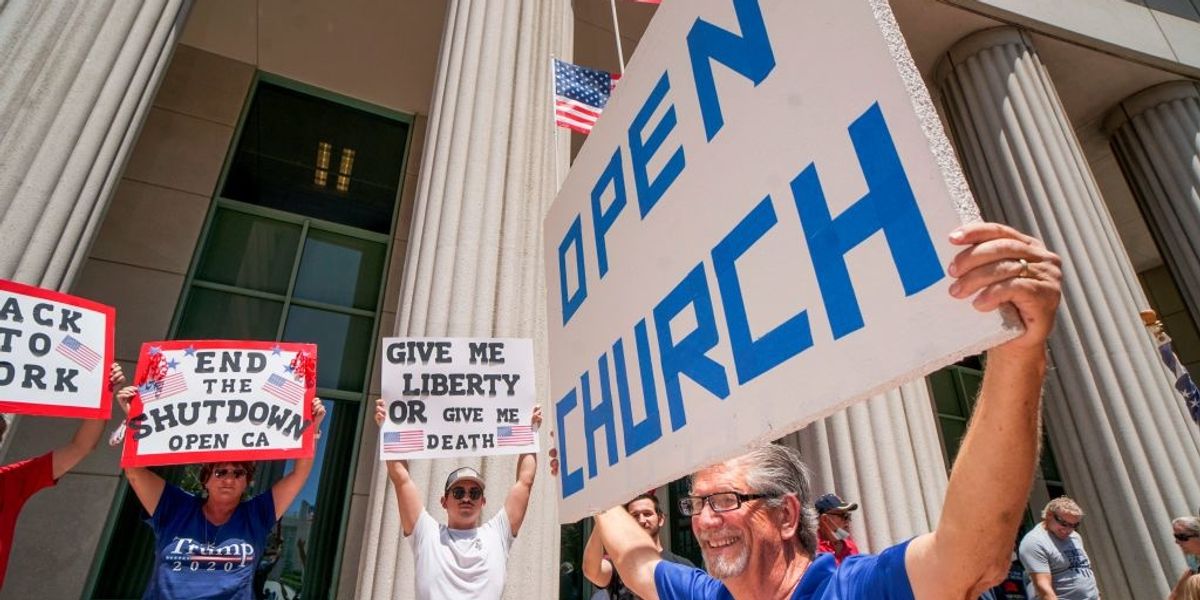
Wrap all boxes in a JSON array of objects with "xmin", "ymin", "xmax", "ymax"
[{"xmin": 1178, "ymin": 573, "xmax": 1200, "ymax": 600}]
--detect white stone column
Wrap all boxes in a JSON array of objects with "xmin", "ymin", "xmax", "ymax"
[
  {"xmin": 1106, "ymin": 81, "xmax": 1200, "ymax": 328},
  {"xmin": 0, "ymin": 0, "xmax": 191, "ymax": 290},
  {"xmin": 784, "ymin": 380, "xmax": 948, "ymax": 553},
  {"xmin": 938, "ymin": 27, "xmax": 1200, "ymax": 598},
  {"xmin": 354, "ymin": 1, "xmax": 571, "ymax": 599}
]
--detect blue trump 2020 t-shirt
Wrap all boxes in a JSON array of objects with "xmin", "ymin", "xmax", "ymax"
[
  {"xmin": 655, "ymin": 539, "xmax": 914, "ymax": 600},
  {"xmin": 143, "ymin": 484, "xmax": 276, "ymax": 600}
]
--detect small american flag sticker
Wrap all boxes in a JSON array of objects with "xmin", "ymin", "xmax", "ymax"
[
  {"xmin": 383, "ymin": 430, "xmax": 425, "ymax": 453},
  {"xmin": 56, "ymin": 335, "xmax": 100, "ymax": 371},
  {"xmin": 263, "ymin": 373, "xmax": 304, "ymax": 405},
  {"xmin": 496, "ymin": 425, "xmax": 535, "ymax": 447},
  {"xmin": 138, "ymin": 373, "xmax": 188, "ymax": 403}
]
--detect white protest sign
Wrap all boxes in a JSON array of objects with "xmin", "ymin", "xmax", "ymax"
[
  {"xmin": 121, "ymin": 341, "xmax": 318, "ymax": 467},
  {"xmin": 0, "ymin": 279, "xmax": 115, "ymax": 419},
  {"xmin": 379, "ymin": 338, "xmax": 538, "ymax": 459},
  {"xmin": 544, "ymin": 0, "xmax": 1020, "ymax": 522}
]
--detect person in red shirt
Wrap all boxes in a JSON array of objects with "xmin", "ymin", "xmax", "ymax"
[
  {"xmin": 0, "ymin": 362, "xmax": 124, "ymax": 589},
  {"xmin": 815, "ymin": 492, "xmax": 860, "ymax": 564}
]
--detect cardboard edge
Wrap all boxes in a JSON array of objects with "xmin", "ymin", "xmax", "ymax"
[{"xmin": 869, "ymin": 0, "xmax": 981, "ymax": 227}]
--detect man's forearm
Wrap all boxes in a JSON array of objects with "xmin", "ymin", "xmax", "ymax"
[
  {"xmin": 515, "ymin": 451, "xmax": 536, "ymax": 486},
  {"xmin": 1034, "ymin": 583, "xmax": 1059, "ymax": 600},
  {"xmin": 595, "ymin": 507, "xmax": 661, "ymax": 599},
  {"xmin": 582, "ymin": 523, "xmax": 613, "ymax": 587},
  {"xmin": 938, "ymin": 345, "xmax": 1047, "ymax": 576}
]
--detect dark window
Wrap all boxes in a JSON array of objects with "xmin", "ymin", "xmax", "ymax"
[{"xmin": 222, "ymin": 81, "xmax": 409, "ymax": 234}]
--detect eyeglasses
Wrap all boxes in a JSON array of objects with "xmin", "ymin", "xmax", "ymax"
[
  {"xmin": 678, "ymin": 492, "xmax": 773, "ymax": 516},
  {"xmin": 1175, "ymin": 532, "xmax": 1199, "ymax": 542},
  {"xmin": 449, "ymin": 487, "xmax": 483, "ymax": 501},
  {"xmin": 1051, "ymin": 513, "xmax": 1081, "ymax": 529},
  {"xmin": 826, "ymin": 511, "xmax": 852, "ymax": 522},
  {"xmin": 213, "ymin": 468, "xmax": 247, "ymax": 480}
]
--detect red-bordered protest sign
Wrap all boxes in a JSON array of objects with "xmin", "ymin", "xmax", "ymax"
[
  {"xmin": 120, "ymin": 340, "xmax": 318, "ymax": 467},
  {"xmin": 0, "ymin": 279, "xmax": 115, "ymax": 419}
]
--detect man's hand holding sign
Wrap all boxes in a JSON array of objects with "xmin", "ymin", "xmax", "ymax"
[
  {"xmin": 542, "ymin": 0, "xmax": 1067, "ymax": 598},
  {"xmin": 374, "ymin": 337, "xmax": 543, "ymax": 598}
]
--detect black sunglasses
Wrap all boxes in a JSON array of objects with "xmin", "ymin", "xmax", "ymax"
[
  {"xmin": 1051, "ymin": 513, "xmax": 1081, "ymax": 529},
  {"xmin": 449, "ymin": 487, "xmax": 483, "ymax": 501},
  {"xmin": 213, "ymin": 468, "xmax": 247, "ymax": 480},
  {"xmin": 1176, "ymin": 532, "xmax": 1199, "ymax": 542}
]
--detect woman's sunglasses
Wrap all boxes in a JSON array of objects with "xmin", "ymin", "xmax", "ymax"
[{"xmin": 213, "ymin": 468, "xmax": 248, "ymax": 480}]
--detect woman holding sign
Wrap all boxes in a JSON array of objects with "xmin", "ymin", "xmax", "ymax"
[{"xmin": 116, "ymin": 386, "xmax": 325, "ymax": 599}]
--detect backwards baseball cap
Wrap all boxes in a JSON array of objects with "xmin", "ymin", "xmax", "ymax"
[
  {"xmin": 815, "ymin": 493, "xmax": 858, "ymax": 514},
  {"xmin": 444, "ymin": 467, "xmax": 485, "ymax": 493}
]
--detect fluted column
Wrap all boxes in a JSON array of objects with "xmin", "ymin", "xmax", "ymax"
[
  {"xmin": 938, "ymin": 27, "xmax": 1200, "ymax": 598},
  {"xmin": 1106, "ymin": 81, "xmax": 1200, "ymax": 328},
  {"xmin": 355, "ymin": 2, "xmax": 570, "ymax": 599},
  {"xmin": 0, "ymin": 0, "xmax": 191, "ymax": 290},
  {"xmin": 785, "ymin": 379, "xmax": 948, "ymax": 553}
]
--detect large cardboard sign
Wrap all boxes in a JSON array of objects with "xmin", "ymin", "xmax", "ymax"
[
  {"xmin": 0, "ymin": 279, "xmax": 115, "ymax": 419},
  {"xmin": 121, "ymin": 341, "xmax": 317, "ymax": 467},
  {"xmin": 544, "ymin": 0, "xmax": 1021, "ymax": 522},
  {"xmin": 379, "ymin": 338, "xmax": 538, "ymax": 460}
]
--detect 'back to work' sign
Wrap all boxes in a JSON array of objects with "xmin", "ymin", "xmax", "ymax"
[
  {"xmin": 0, "ymin": 279, "xmax": 114, "ymax": 419},
  {"xmin": 543, "ymin": 0, "xmax": 1019, "ymax": 522}
]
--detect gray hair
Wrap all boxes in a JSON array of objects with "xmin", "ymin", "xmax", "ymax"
[
  {"xmin": 726, "ymin": 443, "xmax": 819, "ymax": 555},
  {"xmin": 1175, "ymin": 516, "xmax": 1200, "ymax": 536}
]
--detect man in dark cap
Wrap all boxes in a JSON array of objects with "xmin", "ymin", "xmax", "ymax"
[{"xmin": 814, "ymin": 493, "xmax": 860, "ymax": 564}]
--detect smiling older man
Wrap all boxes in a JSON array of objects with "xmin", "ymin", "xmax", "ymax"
[{"xmin": 590, "ymin": 222, "xmax": 1064, "ymax": 600}]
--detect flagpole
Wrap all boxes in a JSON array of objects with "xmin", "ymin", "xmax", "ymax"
[
  {"xmin": 608, "ymin": 0, "xmax": 626, "ymax": 75},
  {"xmin": 549, "ymin": 56, "xmax": 563, "ymax": 190}
]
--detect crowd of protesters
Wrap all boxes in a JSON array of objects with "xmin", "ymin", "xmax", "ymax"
[{"xmin": 0, "ymin": 221, "xmax": 1193, "ymax": 599}]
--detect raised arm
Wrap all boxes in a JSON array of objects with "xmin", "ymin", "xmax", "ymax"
[
  {"xmin": 906, "ymin": 223, "xmax": 1062, "ymax": 598},
  {"xmin": 116, "ymin": 383, "xmax": 166, "ymax": 515},
  {"xmin": 51, "ymin": 362, "xmax": 124, "ymax": 478},
  {"xmin": 504, "ymin": 404, "xmax": 541, "ymax": 536},
  {"xmin": 594, "ymin": 506, "xmax": 662, "ymax": 600},
  {"xmin": 375, "ymin": 398, "xmax": 424, "ymax": 535},
  {"xmin": 271, "ymin": 400, "xmax": 326, "ymax": 519},
  {"xmin": 582, "ymin": 519, "xmax": 615, "ymax": 588}
]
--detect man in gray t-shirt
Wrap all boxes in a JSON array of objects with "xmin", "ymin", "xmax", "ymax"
[{"xmin": 1018, "ymin": 496, "xmax": 1100, "ymax": 599}]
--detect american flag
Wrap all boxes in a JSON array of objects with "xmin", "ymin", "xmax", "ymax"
[
  {"xmin": 383, "ymin": 430, "xmax": 425, "ymax": 453},
  {"xmin": 496, "ymin": 425, "xmax": 535, "ymax": 447},
  {"xmin": 263, "ymin": 373, "xmax": 304, "ymax": 406},
  {"xmin": 1157, "ymin": 339, "xmax": 1200, "ymax": 423},
  {"xmin": 554, "ymin": 58, "xmax": 618, "ymax": 135},
  {"xmin": 56, "ymin": 335, "xmax": 100, "ymax": 371},
  {"xmin": 139, "ymin": 373, "xmax": 188, "ymax": 403}
]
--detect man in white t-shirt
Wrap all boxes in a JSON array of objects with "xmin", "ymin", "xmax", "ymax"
[{"xmin": 374, "ymin": 400, "xmax": 542, "ymax": 599}]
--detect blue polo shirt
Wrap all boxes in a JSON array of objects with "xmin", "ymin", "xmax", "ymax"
[{"xmin": 654, "ymin": 539, "xmax": 914, "ymax": 599}]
